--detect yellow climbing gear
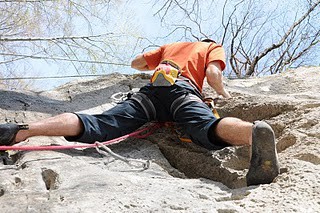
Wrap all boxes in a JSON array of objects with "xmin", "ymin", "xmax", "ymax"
[
  {"xmin": 203, "ymin": 97, "xmax": 220, "ymax": 119},
  {"xmin": 151, "ymin": 60, "xmax": 181, "ymax": 86}
]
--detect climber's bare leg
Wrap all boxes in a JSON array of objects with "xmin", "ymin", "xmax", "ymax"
[
  {"xmin": 14, "ymin": 113, "xmax": 83, "ymax": 144},
  {"xmin": 214, "ymin": 117, "xmax": 253, "ymax": 146}
]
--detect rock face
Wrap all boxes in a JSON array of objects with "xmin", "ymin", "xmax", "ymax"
[{"xmin": 0, "ymin": 67, "xmax": 319, "ymax": 212}]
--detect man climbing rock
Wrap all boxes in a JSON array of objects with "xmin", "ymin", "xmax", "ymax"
[{"xmin": 0, "ymin": 39, "xmax": 279, "ymax": 186}]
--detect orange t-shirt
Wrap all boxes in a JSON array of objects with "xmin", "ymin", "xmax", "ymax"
[{"xmin": 143, "ymin": 41, "xmax": 226, "ymax": 92}]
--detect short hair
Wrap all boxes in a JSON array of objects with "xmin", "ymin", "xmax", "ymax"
[{"xmin": 201, "ymin": 38, "xmax": 216, "ymax": 43}]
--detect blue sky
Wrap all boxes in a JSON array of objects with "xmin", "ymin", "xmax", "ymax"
[
  {"xmin": 22, "ymin": 1, "xmax": 158, "ymax": 91},
  {"xmin": 6, "ymin": 0, "xmax": 319, "ymax": 91}
]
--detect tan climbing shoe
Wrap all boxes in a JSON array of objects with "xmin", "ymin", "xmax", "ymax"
[{"xmin": 246, "ymin": 121, "xmax": 280, "ymax": 186}]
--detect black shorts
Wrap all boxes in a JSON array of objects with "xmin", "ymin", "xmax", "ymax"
[{"xmin": 65, "ymin": 81, "xmax": 224, "ymax": 150}]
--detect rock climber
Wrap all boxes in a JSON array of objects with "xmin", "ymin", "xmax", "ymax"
[{"xmin": 0, "ymin": 39, "xmax": 279, "ymax": 186}]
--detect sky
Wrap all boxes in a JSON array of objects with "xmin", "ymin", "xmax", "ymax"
[
  {"xmin": 2, "ymin": 0, "xmax": 319, "ymax": 91},
  {"xmin": 16, "ymin": 0, "xmax": 160, "ymax": 91}
]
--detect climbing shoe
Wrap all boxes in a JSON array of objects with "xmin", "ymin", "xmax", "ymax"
[
  {"xmin": 246, "ymin": 121, "xmax": 280, "ymax": 186},
  {"xmin": 0, "ymin": 123, "xmax": 29, "ymax": 146}
]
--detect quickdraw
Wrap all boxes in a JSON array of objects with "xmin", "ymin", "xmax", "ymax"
[{"xmin": 95, "ymin": 142, "xmax": 150, "ymax": 171}]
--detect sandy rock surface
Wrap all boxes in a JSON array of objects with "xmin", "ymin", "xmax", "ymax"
[{"xmin": 0, "ymin": 68, "xmax": 319, "ymax": 212}]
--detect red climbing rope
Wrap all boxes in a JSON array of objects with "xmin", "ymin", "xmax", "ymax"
[{"xmin": 0, "ymin": 123, "xmax": 163, "ymax": 151}]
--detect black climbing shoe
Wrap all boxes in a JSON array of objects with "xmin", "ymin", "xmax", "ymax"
[
  {"xmin": 0, "ymin": 123, "xmax": 29, "ymax": 146},
  {"xmin": 246, "ymin": 121, "xmax": 280, "ymax": 186}
]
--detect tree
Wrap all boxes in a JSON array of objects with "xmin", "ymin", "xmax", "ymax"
[
  {"xmin": 151, "ymin": 0, "xmax": 320, "ymax": 77},
  {"xmin": 1, "ymin": 0, "xmax": 319, "ymax": 90},
  {"xmin": 0, "ymin": 0, "xmax": 140, "ymax": 89}
]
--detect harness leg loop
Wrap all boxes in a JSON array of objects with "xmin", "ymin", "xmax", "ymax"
[{"xmin": 130, "ymin": 92, "xmax": 156, "ymax": 121}]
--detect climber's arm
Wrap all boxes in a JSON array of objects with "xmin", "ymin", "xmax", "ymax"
[
  {"xmin": 206, "ymin": 61, "xmax": 231, "ymax": 98},
  {"xmin": 131, "ymin": 54, "xmax": 150, "ymax": 71}
]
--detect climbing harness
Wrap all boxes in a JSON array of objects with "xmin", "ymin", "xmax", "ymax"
[
  {"xmin": 111, "ymin": 90, "xmax": 156, "ymax": 121},
  {"xmin": 110, "ymin": 90, "xmax": 221, "ymax": 144},
  {"xmin": 172, "ymin": 96, "xmax": 221, "ymax": 143},
  {"xmin": 151, "ymin": 60, "xmax": 181, "ymax": 86},
  {"xmin": 170, "ymin": 93, "xmax": 204, "ymax": 120},
  {"xmin": 203, "ymin": 97, "xmax": 220, "ymax": 119},
  {"xmin": 130, "ymin": 92, "xmax": 156, "ymax": 121},
  {"xmin": 0, "ymin": 123, "xmax": 163, "ymax": 170}
]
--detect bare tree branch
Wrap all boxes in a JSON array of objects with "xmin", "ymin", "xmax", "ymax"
[
  {"xmin": 0, "ymin": 34, "xmax": 115, "ymax": 42},
  {"xmin": 245, "ymin": 0, "xmax": 320, "ymax": 76},
  {"xmin": 0, "ymin": 52, "xmax": 130, "ymax": 66},
  {"xmin": 153, "ymin": 0, "xmax": 319, "ymax": 78}
]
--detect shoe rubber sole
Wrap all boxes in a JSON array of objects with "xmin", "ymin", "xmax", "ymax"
[{"xmin": 246, "ymin": 121, "xmax": 280, "ymax": 186}]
